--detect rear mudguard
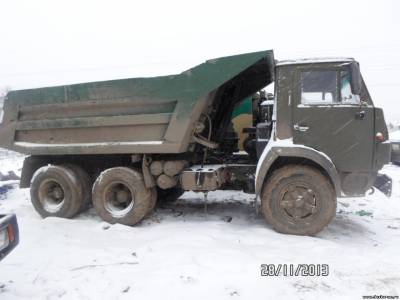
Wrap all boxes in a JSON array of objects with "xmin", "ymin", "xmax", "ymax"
[{"xmin": 255, "ymin": 141, "xmax": 341, "ymax": 197}]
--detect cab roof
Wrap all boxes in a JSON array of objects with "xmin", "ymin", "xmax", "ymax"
[{"xmin": 276, "ymin": 57, "xmax": 355, "ymax": 66}]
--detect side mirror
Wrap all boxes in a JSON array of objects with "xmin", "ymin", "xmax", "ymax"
[{"xmin": 350, "ymin": 62, "xmax": 362, "ymax": 95}]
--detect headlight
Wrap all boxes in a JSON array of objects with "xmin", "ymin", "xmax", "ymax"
[
  {"xmin": 392, "ymin": 144, "xmax": 400, "ymax": 151},
  {"xmin": 0, "ymin": 228, "xmax": 9, "ymax": 250}
]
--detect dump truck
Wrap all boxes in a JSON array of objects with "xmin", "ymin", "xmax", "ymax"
[{"xmin": 0, "ymin": 50, "xmax": 392, "ymax": 235}]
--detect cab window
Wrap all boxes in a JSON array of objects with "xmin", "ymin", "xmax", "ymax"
[
  {"xmin": 300, "ymin": 69, "xmax": 360, "ymax": 105},
  {"xmin": 301, "ymin": 70, "xmax": 338, "ymax": 104}
]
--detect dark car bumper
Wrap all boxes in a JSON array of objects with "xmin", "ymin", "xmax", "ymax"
[
  {"xmin": 391, "ymin": 141, "xmax": 400, "ymax": 164},
  {"xmin": 376, "ymin": 141, "xmax": 391, "ymax": 169},
  {"xmin": 0, "ymin": 214, "xmax": 19, "ymax": 261}
]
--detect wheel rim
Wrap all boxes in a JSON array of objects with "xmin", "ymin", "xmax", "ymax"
[
  {"xmin": 38, "ymin": 179, "xmax": 65, "ymax": 213},
  {"xmin": 279, "ymin": 183, "xmax": 318, "ymax": 221},
  {"xmin": 103, "ymin": 182, "xmax": 135, "ymax": 218}
]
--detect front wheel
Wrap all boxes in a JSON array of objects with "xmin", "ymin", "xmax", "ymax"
[{"xmin": 261, "ymin": 165, "xmax": 337, "ymax": 235}]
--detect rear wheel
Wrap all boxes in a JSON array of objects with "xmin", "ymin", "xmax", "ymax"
[
  {"xmin": 92, "ymin": 167, "xmax": 153, "ymax": 225},
  {"xmin": 261, "ymin": 165, "xmax": 336, "ymax": 235},
  {"xmin": 62, "ymin": 164, "xmax": 92, "ymax": 212},
  {"xmin": 30, "ymin": 165, "xmax": 83, "ymax": 218}
]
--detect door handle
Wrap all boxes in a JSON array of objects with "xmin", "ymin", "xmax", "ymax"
[
  {"xmin": 293, "ymin": 124, "xmax": 309, "ymax": 132},
  {"xmin": 355, "ymin": 110, "xmax": 365, "ymax": 120}
]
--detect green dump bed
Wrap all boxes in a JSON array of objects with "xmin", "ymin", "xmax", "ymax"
[{"xmin": 0, "ymin": 50, "xmax": 274, "ymax": 155}]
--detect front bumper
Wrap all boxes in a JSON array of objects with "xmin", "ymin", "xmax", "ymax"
[{"xmin": 373, "ymin": 173, "xmax": 392, "ymax": 197}]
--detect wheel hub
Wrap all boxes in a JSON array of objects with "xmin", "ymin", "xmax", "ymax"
[
  {"xmin": 38, "ymin": 179, "xmax": 66, "ymax": 213},
  {"xmin": 280, "ymin": 185, "xmax": 317, "ymax": 220},
  {"xmin": 104, "ymin": 182, "xmax": 135, "ymax": 217},
  {"xmin": 52, "ymin": 186, "xmax": 64, "ymax": 200},
  {"xmin": 116, "ymin": 189, "xmax": 130, "ymax": 203}
]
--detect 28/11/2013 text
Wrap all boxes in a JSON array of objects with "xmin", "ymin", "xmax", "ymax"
[{"xmin": 261, "ymin": 264, "xmax": 329, "ymax": 277}]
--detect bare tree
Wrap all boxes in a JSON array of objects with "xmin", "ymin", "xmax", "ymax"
[
  {"xmin": 0, "ymin": 86, "xmax": 11, "ymax": 106},
  {"xmin": 0, "ymin": 86, "xmax": 11, "ymax": 122},
  {"xmin": 0, "ymin": 91, "xmax": 4, "ymax": 107}
]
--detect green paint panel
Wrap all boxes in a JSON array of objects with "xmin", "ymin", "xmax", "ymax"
[
  {"xmin": 0, "ymin": 50, "xmax": 275, "ymax": 155},
  {"xmin": 7, "ymin": 50, "xmax": 274, "ymax": 106},
  {"xmin": 232, "ymin": 97, "xmax": 252, "ymax": 119}
]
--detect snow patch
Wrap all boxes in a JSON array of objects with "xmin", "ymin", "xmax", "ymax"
[
  {"xmin": 1, "ymin": 146, "xmax": 400, "ymax": 299},
  {"xmin": 389, "ymin": 130, "xmax": 400, "ymax": 141}
]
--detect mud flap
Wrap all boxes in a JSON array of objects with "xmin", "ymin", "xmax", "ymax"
[{"xmin": 373, "ymin": 173, "xmax": 392, "ymax": 197}]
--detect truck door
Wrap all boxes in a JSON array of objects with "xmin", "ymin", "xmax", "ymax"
[{"xmin": 292, "ymin": 66, "xmax": 375, "ymax": 173}]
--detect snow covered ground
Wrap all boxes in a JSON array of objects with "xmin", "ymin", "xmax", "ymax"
[
  {"xmin": 0, "ymin": 149, "xmax": 400, "ymax": 299},
  {"xmin": 390, "ymin": 130, "xmax": 400, "ymax": 141}
]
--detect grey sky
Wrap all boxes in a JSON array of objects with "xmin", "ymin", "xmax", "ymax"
[{"xmin": 0, "ymin": 0, "xmax": 399, "ymax": 121}]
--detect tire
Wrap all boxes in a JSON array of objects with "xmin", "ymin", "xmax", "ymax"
[
  {"xmin": 62, "ymin": 164, "xmax": 92, "ymax": 212},
  {"xmin": 30, "ymin": 165, "xmax": 83, "ymax": 218},
  {"xmin": 92, "ymin": 167, "xmax": 152, "ymax": 225},
  {"xmin": 261, "ymin": 165, "xmax": 337, "ymax": 235},
  {"xmin": 157, "ymin": 187, "xmax": 184, "ymax": 203}
]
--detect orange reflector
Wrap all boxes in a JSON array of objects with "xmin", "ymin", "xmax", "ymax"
[
  {"xmin": 7, "ymin": 225, "xmax": 14, "ymax": 243},
  {"xmin": 376, "ymin": 132, "xmax": 384, "ymax": 142}
]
